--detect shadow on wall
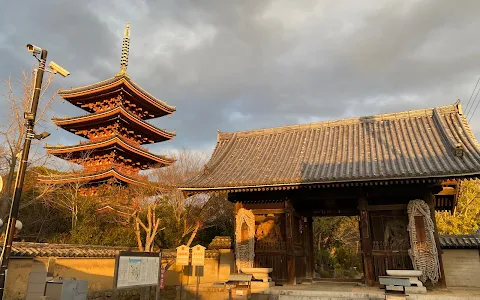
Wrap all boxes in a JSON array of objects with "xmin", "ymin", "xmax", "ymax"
[
  {"xmin": 5, "ymin": 258, "xmax": 114, "ymax": 300},
  {"xmin": 5, "ymin": 250, "xmax": 235, "ymax": 300}
]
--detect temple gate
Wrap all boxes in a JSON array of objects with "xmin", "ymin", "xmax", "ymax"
[{"xmin": 181, "ymin": 102, "xmax": 480, "ymax": 287}]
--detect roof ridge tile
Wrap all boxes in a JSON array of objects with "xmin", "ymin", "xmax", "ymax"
[{"xmin": 218, "ymin": 104, "xmax": 458, "ymax": 140}]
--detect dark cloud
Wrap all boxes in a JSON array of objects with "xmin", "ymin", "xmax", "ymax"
[{"xmin": 1, "ymin": 0, "xmax": 479, "ymax": 157}]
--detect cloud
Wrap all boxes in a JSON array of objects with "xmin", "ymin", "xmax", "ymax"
[{"xmin": 1, "ymin": 0, "xmax": 479, "ymax": 160}]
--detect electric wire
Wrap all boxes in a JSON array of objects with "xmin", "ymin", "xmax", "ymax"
[
  {"xmin": 468, "ymin": 89, "xmax": 480, "ymax": 122},
  {"xmin": 465, "ymin": 76, "xmax": 480, "ymax": 116}
]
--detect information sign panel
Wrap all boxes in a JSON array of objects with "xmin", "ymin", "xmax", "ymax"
[
  {"xmin": 113, "ymin": 251, "xmax": 161, "ymax": 289},
  {"xmin": 176, "ymin": 245, "xmax": 190, "ymax": 266},
  {"xmin": 191, "ymin": 245, "xmax": 206, "ymax": 266}
]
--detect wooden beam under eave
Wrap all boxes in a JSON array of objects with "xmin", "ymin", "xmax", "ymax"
[
  {"xmin": 249, "ymin": 208, "xmax": 285, "ymax": 215},
  {"xmin": 366, "ymin": 204, "xmax": 408, "ymax": 211}
]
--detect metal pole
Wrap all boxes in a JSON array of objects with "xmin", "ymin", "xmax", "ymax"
[
  {"xmin": 179, "ymin": 266, "xmax": 184, "ymax": 300},
  {"xmin": 0, "ymin": 49, "xmax": 48, "ymax": 299},
  {"xmin": 195, "ymin": 266, "xmax": 199, "ymax": 300},
  {"xmin": 155, "ymin": 252, "xmax": 162, "ymax": 300}
]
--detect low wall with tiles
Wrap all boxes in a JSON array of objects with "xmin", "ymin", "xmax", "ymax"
[{"xmin": 5, "ymin": 249, "xmax": 234, "ymax": 300}]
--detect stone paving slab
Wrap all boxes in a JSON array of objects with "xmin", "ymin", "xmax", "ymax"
[{"xmin": 260, "ymin": 282, "xmax": 480, "ymax": 300}]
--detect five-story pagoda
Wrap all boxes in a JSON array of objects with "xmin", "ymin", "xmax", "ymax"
[{"xmin": 39, "ymin": 23, "xmax": 175, "ymax": 191}]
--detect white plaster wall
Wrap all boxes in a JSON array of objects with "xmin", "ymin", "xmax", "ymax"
[{"xmin": 442, "ymin": 249, "xmax": 480, "ymax": 288}]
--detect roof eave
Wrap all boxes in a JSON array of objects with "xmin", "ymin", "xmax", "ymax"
[
  {"xmin": 58, "ymin": 76, "xmax": 176, "ymax": 114},
  {"xmin": 45, "ymin": 137, "xmax": 175, "ymax": 165},
  {"xmin": 180, "ymin": 173, "xmax": 480, "ymax": 194},
  {"xmin": 38, "ymin": 169, "xmax": 147, "ymax": 186},
  {"xmin": 52, "ymin": 106, "xmax": 176, "ymax": 140}
]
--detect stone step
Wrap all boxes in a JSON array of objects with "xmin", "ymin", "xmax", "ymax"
[
  {"xmin": 265, "ymin": 289, "xmax": 385, "ymax": 300},
  {"xmin": 270, "ymin": 291, "xmax": 480, "ymax": 300},
  {"xmin": 279, "ymin": 296, "xmax": 379, "ymax": 300}
]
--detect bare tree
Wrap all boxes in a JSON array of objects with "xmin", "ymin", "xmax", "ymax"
[
  {"xmin": 107, "ymin": 182, "xmax": 163, "ymax": 252},
  {"xmin": 135, "ymin": 202, "xmax": 161, "ymax": 252},
  {"xmin": 39, "ymin": 178, "xmax": 88, "ymax": 231},
  {"xmin": 151, "ymin": 149, "xmax": 209, "ymax": 246},
  {"xmin": 0, "ymin": 68, "xmax": 56, "ymax": 217},
  {"xmin": 36, "ymin": 154, "xmax": 91, "ymax": 231}
]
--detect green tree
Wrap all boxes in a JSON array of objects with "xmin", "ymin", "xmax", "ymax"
[
  {"xmin": 14, "ymin": 166, "xmax": 71, "ymax": 242},
  {"xmin": 313, "ymin": 216, "xmax": 361, "ymax": 278},
  {"xmin": 436, "ymin": 180, "xmax": 480, "ymax": 235}
]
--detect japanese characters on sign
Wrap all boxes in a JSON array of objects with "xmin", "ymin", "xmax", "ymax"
[
  {"xmin": 159, "ymin": 267, "xmax": 165, "ymax": 289},
  {"xmin": 115, "ymin": 252, "xmax": 160, "ymax": 289},
  {"xmin": 191, "ymin": 245, "xmax": 206, "ymax": 266},
  {"xmin": 176, "ymin": 245, "xmax": 190, "ymax": 266}
]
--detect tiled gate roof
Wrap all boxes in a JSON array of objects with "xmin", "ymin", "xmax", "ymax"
[{"xmin": 181, "ymin": 102, "xmax": 480, "ymax": 193}]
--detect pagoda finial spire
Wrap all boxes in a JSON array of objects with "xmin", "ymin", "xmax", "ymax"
[{"xmin": 116, "ymin": 22, "xmax": 130, "ymax": 78}]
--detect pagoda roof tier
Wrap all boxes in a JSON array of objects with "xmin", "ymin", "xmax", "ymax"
[
  {"xmin": 59, "ymin": 74, "xmax": 176, "ymax": 118},
  {"xmin": 46, "ymin": 136, "xmax": 175, "ymax": 167},
  {"xmin": 52, "ymin": 105, "xmax": 175, "ymax": 144},
  {"xmin": 38, "ymin": 167, "xmax": 147, "ymax": 186}
]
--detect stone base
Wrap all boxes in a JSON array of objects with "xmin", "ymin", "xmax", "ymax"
[
  {"xmin": 386, "ymin": 284, "xmax": 427, "ymax": 294},
  {"xmin": 251, "ymin": 281, "xmax": 275, "ymax": 293},
  {"xmin": 386, "ymin": 285, "xmax": 404, "ymax": 292},
  {"xmin": 405, "ymin": 286, "xmax": 427, "ymax": 294},
  {"xmin": 385, "ymin": 295, "xmax": 407, "ymax": 300},
  {"xmin": 409, "ymin": 278, "xmax": 424, "ymax": 287}
]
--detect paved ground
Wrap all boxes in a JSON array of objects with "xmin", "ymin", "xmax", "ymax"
[{"xmin": 264, "ymin": 281, "xmax": 480, "ymax": 299}]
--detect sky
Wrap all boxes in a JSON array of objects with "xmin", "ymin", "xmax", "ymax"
[{"xmin": 1, "ymin": 0, "xmax": 480, "ymax": 162}]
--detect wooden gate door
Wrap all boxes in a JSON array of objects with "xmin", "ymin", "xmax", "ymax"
[
  {"xmin": 254, "ymin": 213, "xmax": 288, "ymax": 283},
  {"xmin": 370, "ymin": 210, "xmax": 413, "ymax": 282}
]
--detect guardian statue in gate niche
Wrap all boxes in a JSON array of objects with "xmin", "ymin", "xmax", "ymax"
[
  {"xmin": 255, "ymin": 214, "xmax": 285, "ymax": 251},
  {"xmin": 235, "ymin": 208, "xmax": 256, "ymax": 271}
]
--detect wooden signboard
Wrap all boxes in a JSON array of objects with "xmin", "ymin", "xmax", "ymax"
[
  {"xmin": 176, "ymin": 245, "xmax": 190, "ymax": 266},
  {"xmin": 191, "ymin": 245, "xmax": 206, "ymax": 266}
]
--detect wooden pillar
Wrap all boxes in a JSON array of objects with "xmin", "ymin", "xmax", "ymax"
[
  {"xmin": 358, "ymin": 197, "xmax": 375, "ymax": 287},
  {"xmin": 425, "ymin": 193, "xmax": 447, "ymax": 289},
  {"xmin": 285, "ymin": 200, "xmax": 296, "ymax": 285},
  {"xmin": 234, "ymin": 201, "xmax": 243, "ymax": 214},
  {"xmin": 305, "ymin": 216, "xmax": 315, "ymax": 281}
]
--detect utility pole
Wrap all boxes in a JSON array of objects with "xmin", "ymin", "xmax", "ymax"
[
  {"xmin": 0, "ymin": 47, "xmax": 47, "ymax": 299},
  {"xmin": 0, "ymin": 45, "xmax": 68, "ymax": 298}
]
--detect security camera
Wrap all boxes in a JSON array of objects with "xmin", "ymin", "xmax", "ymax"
[
  {"xmin": 24, "ymin": 112, "xmax": 34, "ymax": 121},
  {"xmin": 49, "ymin": 61, "xmax": 70, "ymax": 77},
  {"xmin": 26, "ymin": 44, "xmax": 42, "ymax": 55},
  {"xmin": 34, "ymin": 131, "xmax": 51, "ymax": 140}
]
